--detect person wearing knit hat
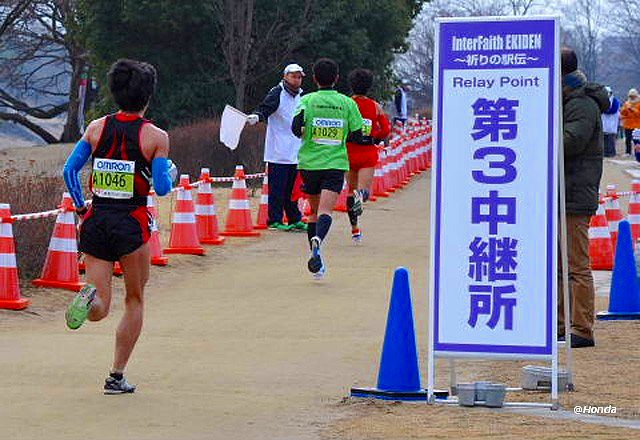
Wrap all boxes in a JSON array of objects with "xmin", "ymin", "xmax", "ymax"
[
  {"xmin": 621, "ymin": 88, "xmax": 640, "ymax": 156},
  {"xmin": 559, "ymin": 47, "xmax": 610, "ymax": 349}
]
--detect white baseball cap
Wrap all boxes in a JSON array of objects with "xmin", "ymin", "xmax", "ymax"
[{"xmin": 284, "ymin": 63, "xmax": 305, "ymax": 76}]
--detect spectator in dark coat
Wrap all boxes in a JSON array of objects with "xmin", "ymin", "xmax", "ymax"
[{"xmin": 559, "ymin": 47, "xmax": 609, "ymax": 348}]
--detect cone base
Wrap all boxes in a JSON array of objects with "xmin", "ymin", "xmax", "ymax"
[
  {"xmin": 369, "ymin": 195, "xmax": 377, "ymax": 202},
  {"xmin": 151, "ymin": 256, "xmax": 169, "ymax": 266},
  {"xmin": 32, "ymin": 279, "xmax": 85, "ymax": 292},
  {"xmin": 374, "ymin": 192, "xmax": 390, "ymax": 198},
  {"xmin": 350, "ymin": 387, "xmax": 448, "ymax": 401},
  {"xmin": 164, "ymin": 247, "xmax": 206, "ymax": 255},
  {"xmin": 334, "ymin": 207, "xmax": 348, "ymax": 212},
  {"xmin": 220, "ymin": 231, "xmax": 261, "ymax": 237},
  {"xmin": 200, "ymin": 237, "xmax": 226, "ymax": 245},
  {"xmin": 597, "ymin": 311, "xmax": 640, "ymax": 320},
  {"xmin": 387, "ymin": 187, "xmax": 397, "ymax": 193},
  {"xmin": 254, "ymin": 225, "xmax": 268, "ymax": 230},
  {"xmin": 0, "ymin": 297, "xmax": 30, "ymax": 310}
]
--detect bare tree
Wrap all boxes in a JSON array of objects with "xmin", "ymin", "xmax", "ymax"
[
  {"xmin": 561, "ymin": 0, "xmax": 604, "ymax": 81},
  {"xmin": 507, "ymin": 0, "xmax": 537, "ymax": 16},
  {"xmin": 395, "ymin": 0, "xmax": 547, "ymax": 108},
  {"xmin": 212, "ymin": 0, "xmax": 314, "ymax": 111},
  {"xmin": 0, "ymin": 0, "xmax": 89, "ymax": 143},
  {"xmin": 215, "ymin": 0, "xmax": 255, "ymax": 110},
  {"xmin": 609, "ymin": 0, "xmax": 640, "ymax": 75},
  {"xmin": 0, "ymin": 0, "xmax": 33, "ymax": 37}
]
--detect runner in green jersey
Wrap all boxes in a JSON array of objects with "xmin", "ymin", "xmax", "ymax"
[{"xmin": 292, "ymin": 58, "xmax": 364, "ymax": 279}]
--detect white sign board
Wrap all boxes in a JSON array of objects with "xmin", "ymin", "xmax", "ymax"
[{"xmin": 429, "ymin": 16, "xmax": 560, "ymax": 359}]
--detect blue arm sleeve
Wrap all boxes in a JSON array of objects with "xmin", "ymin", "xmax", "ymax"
[
  {"xmin": 152, "ymin": 157, "xmax": 173, "ymax": 196},
  {"xmin": 63, "ymin": 139, "xmax": 91, "ymax": 209}
]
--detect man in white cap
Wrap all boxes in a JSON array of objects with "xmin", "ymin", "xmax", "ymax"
[{"xmin": 247, "ymin": 63, "xmax": 307, "ymax": 231}]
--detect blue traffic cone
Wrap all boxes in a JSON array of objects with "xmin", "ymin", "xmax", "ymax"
[
  {"xmin": 351, "ymin": 267, "xmax": 446, "ymax": 401},
  {"xmin": 597, "ymin": 220, "xmax": 640, "ymax": 320}
]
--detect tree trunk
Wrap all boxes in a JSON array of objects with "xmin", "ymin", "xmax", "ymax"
[
  {"xmin": 234, "ymin": 76, "xmax": 246, "ymax": 110},
  {"xmin": 60, "ymin": 58, "xmax": 85, "ymax": 142}
]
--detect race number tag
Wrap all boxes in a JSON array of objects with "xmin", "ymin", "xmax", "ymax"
[
  {"xmin": 362, "ymin": 118, "xmax": 373, "ymax": 136},
  {"xmin": 92, "ymin": 158, "xmax": 135, "ymax": 199},
  {"xmin": 311, "ymin": 118, "xmax": 344, "ymax": 146}
]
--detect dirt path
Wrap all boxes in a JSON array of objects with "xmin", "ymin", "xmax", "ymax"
[
  {"xmin": 2, "ymin": 158, "xmax": 640, "ymax": 440},
  {"xmin": 0, "ymin": 171, "xmax": 431, "ymax": 440}
]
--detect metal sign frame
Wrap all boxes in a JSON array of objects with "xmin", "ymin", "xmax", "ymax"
[{"xmin": 427, "ymin": 15, "xmax": 569, "ymax": 409}]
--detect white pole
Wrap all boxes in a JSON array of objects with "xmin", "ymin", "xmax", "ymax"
[
  {"xmin": 556, "ymin": 16, "xmax": 573, "ymax": 402},
  {"xmin": 427, "ymin": 19, "xmax": 443, "ymax": 405}
]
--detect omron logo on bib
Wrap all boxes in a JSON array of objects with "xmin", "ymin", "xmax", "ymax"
[
  {"xmin": 363, "ymin": 119, "xmax": 373, "ymax": 136},
  {"xmin": 92, "ymin": 158, "xmax": 135, "ymax": 199},
  {"xmin": 311, "ymin": 118, "xmax": 345, "ymax": 146}
]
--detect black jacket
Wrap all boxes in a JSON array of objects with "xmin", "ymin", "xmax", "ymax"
[{"xmin": 563, "ymin": 83, "xmax": 610, "ymax": 215}]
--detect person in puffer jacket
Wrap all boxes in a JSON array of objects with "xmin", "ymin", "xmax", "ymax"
[
  {"xmin": 621, "ymin": 88, "xmax": 640, "ymax": 155},
  {"xmin": 559, "ymin": 47, "xmax": 610, "ymax": 349}
]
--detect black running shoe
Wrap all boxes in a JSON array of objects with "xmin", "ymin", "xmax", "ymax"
[
  {"xmin": 104, "ymin": 376, "xmax": 136, "ymax": 395},
  {"xmin": 307, "ymin": 236, "xmax": 325, "ymax": 277}
]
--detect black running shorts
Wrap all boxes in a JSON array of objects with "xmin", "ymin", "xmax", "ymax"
[
  {"xmin": 79, "ymin": 204, "xmax": 151, "ymax": 262},
  {"xmin": 300, "ymin": 169, "xmax": 345, "ymax": 195}
]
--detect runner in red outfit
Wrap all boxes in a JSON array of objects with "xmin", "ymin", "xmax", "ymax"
[{"xmin": 346, "ymin": 69, "xmax": 391, "ymax": 242}]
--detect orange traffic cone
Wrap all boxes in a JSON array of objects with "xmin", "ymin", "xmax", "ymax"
[
  {"xmin": 79, "ymin": 254, "xmax": 123, "ymax": 275},
  {"xmin": 255, "ymin": 171, "xmax": 269, "ymax": 230},
  {"xmin": 33, "ymin": 193, "xmax": 85, "ymax": 291},
  {"xmin": 382, "ymin": 151, "xmax": 395, "ymax": 194},
  {"xmin": 605, "ymin": 184, "xmax": 623, "ymax": 250},
  {"xmin": 388, "ymin": 141, "xmax": 400, "ymax": 192},
  {"xmin": 629, "ymin": 179, "xmax": 640, "ymax": 242},
  {"xmin": 589, "ymin": 201, "xmax": 614, "ymax": 271},
  {"xmin": 334, "ymin": 180, "xmax": 348, "ymax": 212},
  {"xmin": 196, "ymin": 168, "xmax": 225, "ymax": 245},
  {"xmin": 221, "ymin": 165, "xmax": 261, "ymax": 237},
  {"xmin": 165, "ymin": 175, "xmax": 206, "ymax": 255},
  {"xmin": 147, "ymin": 194, "xmax": 169, "ymax": 265},
  {"xmin": 373, "ymin": 159, "xmax": 390, "ymax": 198},
  {"xmin": 0, "ymin": 204, "xmax": 29, "ymax": 310},
  {"xmin": 298, "ymin": 197, "xmax": 311, "ymax": 222}
]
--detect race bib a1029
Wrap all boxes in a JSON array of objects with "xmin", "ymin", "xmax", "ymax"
[{"xmin": 311, "ymin": 118, "xmax": 345, "ymax": 146}]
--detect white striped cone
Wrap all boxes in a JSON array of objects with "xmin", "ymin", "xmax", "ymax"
[
  {"xmin": 605, "ymin": 184, "xmax": 623, "ymax": 250},
  {"xmin": 372, "ymin": 159, "xmax": 389, "ymax": 198},
  {"xmin": 221, "ymin": 165, "xmax": 261, "ymax": 237},
  {"xmin": 334, "ymin": 179, "xmax": 348, "ymax": 212},
  {"xmin": 255, "ymin": 170, "xmax": 269, "ymax": 229},
  {"xmin": 196, "ymin": 168, "xmax": 225, "ymax": 245},
  {"xmin": 33, "ymin": 193, "xmax": 85, "ymax": 291},
  {"xmin": 0, "ymin": 204, "xmax": 29, "ymax": 309},
  {"xmin": 629, "ymin": 180, "xmax": 640, "ymax": 242},
  {"xmin": 148, "ymin": 194, "xmax": 169, "ymax": 265},
  {"xmin": 589, "ymin": 202, "xmax": 614, "ymax": 270},
  {"xmin": 165, "ymin": 175, "xmax": 206, "ymax": 255}
]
